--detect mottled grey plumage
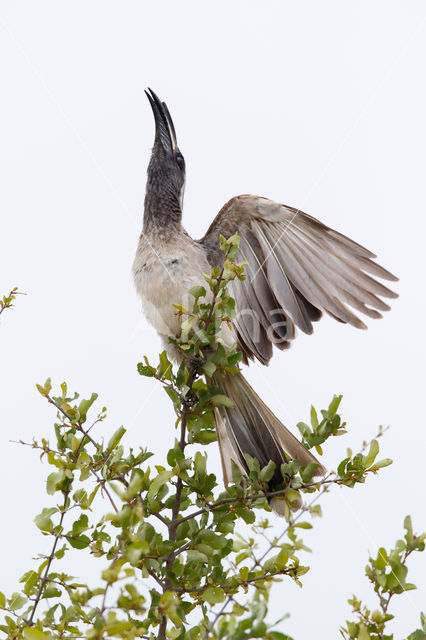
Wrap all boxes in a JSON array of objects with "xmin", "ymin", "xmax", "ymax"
[{"xmin": 133, "ymin": 89, "xmax": 398, "ymax": 514}]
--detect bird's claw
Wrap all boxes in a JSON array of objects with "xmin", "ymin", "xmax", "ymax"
[{"xmin": 187, "ymin": 353, "xmax": 206, "ymax": 368}]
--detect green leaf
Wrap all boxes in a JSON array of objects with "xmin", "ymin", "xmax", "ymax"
[
  {"xmin": 23, "ymin": 629, "xmax": 49, "ymax": 640},
  {"xmin": 66, "ymin": 534, "xmax": 90, "ymax": 550},
  {"xmin": 201, "ymin": 586, "xmax": 226, "ymax": 605},
  {"xmin": 231, "ymin": 460, "xmax": 242, "ymax": 485},
  {"xmin": 55, "ymin": 544, "xmax": 67, "ymax": 559},
  {"xmin": 137, "ymin": 363, "xmax": 155, "ymax": 377},
  {"xmin": 189, "ymin": 285, "xmax": 206, "ymax": 299},
  {"xmin": 71, "ymin": 513, "xmax": 89, "ymax": 536},
  {"xmin": 365, "ymin": 439, "xmax": 379, "ymax": 467},
  {"xmin": 106, "ymin": 426, "xmax": 126, "ymax": 453},
  {"xmin": 211, "ymin": 394, "xmax": 234, "ymax": 408},
  {"xmin": 126, "ymin": 541, "xmax": 150, "ymax": 563},
  {"xmin": 21, "ymin": 571, "xmax": 38, "ymax": 596},
  {"xmin": 36, "ymin": 377, "xmax": 52, "ymax": 398},
  {"xmin": 176, "ymin": 361, "xmax": 186, "ymax": 387},
  {"xmin": 296, "ymin": 422, "xmax": 310, "ymax": 438},
  {"xmin": 337, "ymin": 458, "xmax": 350, "ymax": 478},
  {"xmin": 371, "ymin": 458, "xmax": 392, "ymax": 470},
  {"xmin": 164, "ymin": 387, "xmax": 181, "ymax": 413},
  {"xmin": 234, "ymin": 505, "xmax": 256, "ymax": 524},
  {"xmin": 126, "ymin": 469, "xmax": 144, "ymax": 499},
  {"xmin": 78, "ymin": 393, "xmax": 98, "ymax": 423},
  {"xmin": 239, "ymin": 566, "xmax": 249, "ymax": 581},
  {"xmin": 404, "ymin": 515, "xmax": 413, "ymax": 539},
  {"xmin": 8, "ymin": 593, "xmax": 27, "ymax": 610},
  {"xmin": 358, "ymin": 623, "xmax": 371, "ymax": 640},
  {"xmin": 259, "ymin": 460, "xmax": 276, "ymax": 483},
  {"xmin": 46, "ymin": 470, "xmax": 66, "ymax": 495},
  {"xmin": 374, "ymin": 547, "xmax": 389, "ymax": 570},
  {"xmin": 157, "ymin": 351, "xmax": 173, "ymax": 381},
  {"xmin": 227, "ymin": 351, "xmax": 243, "ymax": 367},
  {"xmin": 202, "ymin": 361, "xmax": 216, "ymax": 378},
  {"xmin": 42, "ymin": 586, "xmax": 61, "ymax": 599},
  {"xmin": 328, "ymin": 394, "xmax": 342, "ymax": 417},
  {"xmin": 138, "ymin": 522, "xmax": 155, "ymax": 543},
  {"xmin": 147, "ymin": 470, "xmax": 172, "ymax": 499},
  {"xmin": 193, "ymin": 430, "xmax": 217, "ymax": 444},
  {"xmin": 300, "ymin": 462, "xmax": 320, "ymax": 483},
  {"xmin": 34, "ymin": 507, "xmax": 57, "ymax": 533},
  {"xmin": 285, "ymin": 489, "xmax": 301, "ymax": 508},
  {"xmin": 186, "ymin": 550, "xmax": 209, "ymax": 563},
  {"xmin": 276, "ymin": 547, "xmax": 289, "ymax": 570}
]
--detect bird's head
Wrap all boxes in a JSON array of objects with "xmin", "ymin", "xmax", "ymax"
[{"xmin": 144, "ymin": 88, "xmax": 186, "ymax": 227}]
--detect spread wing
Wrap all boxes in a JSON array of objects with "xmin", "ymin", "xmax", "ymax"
[{"xmin": 199, "ymin": 195, "xmax": 398, "ymax": 365}]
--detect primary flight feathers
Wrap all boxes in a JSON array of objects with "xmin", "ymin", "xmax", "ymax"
[{"xmin": 201, "ymin": 195, "xmax": 397, "ymax": 364}]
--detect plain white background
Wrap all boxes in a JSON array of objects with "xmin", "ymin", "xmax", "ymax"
[{"xmin": 1, "ymin": 1, "xmax": 425, "ymax": 637}]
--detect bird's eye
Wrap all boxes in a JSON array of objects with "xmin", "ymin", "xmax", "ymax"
[{"xmin": 175, "ymin": 153, "xmax": 185, "ymax": 169}]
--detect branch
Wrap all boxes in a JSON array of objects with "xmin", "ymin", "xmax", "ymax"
[
  {"xmin": 175, "ymin": 473, "xmax": 336, "ymax": 526},
  {"xmin": 157, "ymin": 251, "xmax": 236, "ymax": 639},
  {"xmin": 157, "ymin": 359, "xmax": 198, "ymax": 640},
  {"xmin": 27, "ymin": 482, "xmax": 71, "ymax": 625},
  {"xmin": 171, "ymin": 567, "xmax": 295, "ymax": 594},
  {"xmin": 0, "ymin": 287, "xmax": 24, "ymax": 316},
  {"xmin": 26, "ymin": 426, "xmax": 95, "ymax": 626},
  {"xmin": 376, "ymin": 546, "xmax": 413, "ymax": 640}
]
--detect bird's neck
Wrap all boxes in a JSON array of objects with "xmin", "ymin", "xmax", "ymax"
[{"xmin": 143, "ymin": 176, "xmax": 182, "ymax": 234}]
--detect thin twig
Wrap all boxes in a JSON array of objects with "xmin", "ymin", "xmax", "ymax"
[
  {"xmin": 14, "ymin": 438, "xmax": 119, "ymax": 513},
  {"xmin": 27, "ymin": 483, "xmax": 71, "ymax": 625},
  {"xmin": 26, "ymin": 419, "xmax": 101, "ymax": 625},
  {"xmin": 157, "ymin": 358, "xmax": 198, "ymax": 640}
]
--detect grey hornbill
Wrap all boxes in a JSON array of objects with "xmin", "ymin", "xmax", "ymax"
[{"xmin": 133, "ymin": 88, "xmax": 398, "ymax": 513}]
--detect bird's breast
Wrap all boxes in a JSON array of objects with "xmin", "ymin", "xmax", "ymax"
[{"xmin": 133, "ymin": 233, "xmax": 212, "ymax": 340}]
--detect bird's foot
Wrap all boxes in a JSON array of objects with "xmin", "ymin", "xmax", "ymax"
[{"xmin": 186, "ymin": 353, "xmax": 206, "ymax": 369}]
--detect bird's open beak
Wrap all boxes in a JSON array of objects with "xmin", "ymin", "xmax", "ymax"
[{"xmin": 145, "ymin": 88, "xmax": 177, "ymax": 154}]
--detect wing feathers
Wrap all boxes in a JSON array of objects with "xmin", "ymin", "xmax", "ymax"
[
  {"xmin": 282, "ymin": 223, "xmax": 393, "ymax": 315},
  {"xmin": 243, "ymin": 232, "xmax": 295, "ymax": 342},
  {"xmin": 253, "ymin": 223, "xmax": 314, "ymax": 333},
  {"xmin": 199, "ymin": 195, "xmax": 397, "ymax": 365},
  {"xmin": 239, "ymin": 239, "xmax": 293, "ymax": 347},
  {"xmin": 229, "ymin": 280, "xmax": 271, "ymax": 364},
  {"xmin": 268, "ymin": 225, "xmax": 367, "ymax": 329}
]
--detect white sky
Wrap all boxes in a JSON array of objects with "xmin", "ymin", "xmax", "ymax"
[{"xmin": 1, "ymin": 1, "xmax": 425, "ymax": 637}]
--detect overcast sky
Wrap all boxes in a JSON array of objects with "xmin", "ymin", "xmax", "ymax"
[{"xmin": 1, "ymin": 1, "xmax": 426, "ymax": 637}]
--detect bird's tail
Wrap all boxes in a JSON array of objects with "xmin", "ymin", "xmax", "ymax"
[{"xmin": 209, "ymin": 371, "xmax": 326, "ymax": 515}]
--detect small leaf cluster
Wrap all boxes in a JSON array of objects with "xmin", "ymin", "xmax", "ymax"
[
  {"xmin": 340, "ymin": 517, "xmax": 426, "ymax": 640},
  {"xmin": 297, "ymin": 394, "xmax": 347, "ymax": 454},
  {"xmin": 336, "ymin": 439, "xmax": 392, "ymax": 487},
  {"xmin": 0, "ymin": 287, "xmax": 22, "ymax": 317},
  {"xmin": 168, "ymin": 233, "xmax": 245, "ymax": 373},
  {"xmin": 209, "ymin": 592, "xmax": 294, "ymax": 640}
]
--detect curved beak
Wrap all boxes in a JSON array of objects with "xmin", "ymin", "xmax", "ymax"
[{"xmin": 145, "ymin": 88, "xmax": 177, "ymax": 154}]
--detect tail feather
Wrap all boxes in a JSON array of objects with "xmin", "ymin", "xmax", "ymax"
[{"xmin": 210, "ymin": 372, "xmax": 326, "ymax": 496}]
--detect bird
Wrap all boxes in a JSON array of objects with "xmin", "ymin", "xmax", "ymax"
[{"xmin": 133, "ymin": 88, "xmax": 398, "ymax": 513}]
